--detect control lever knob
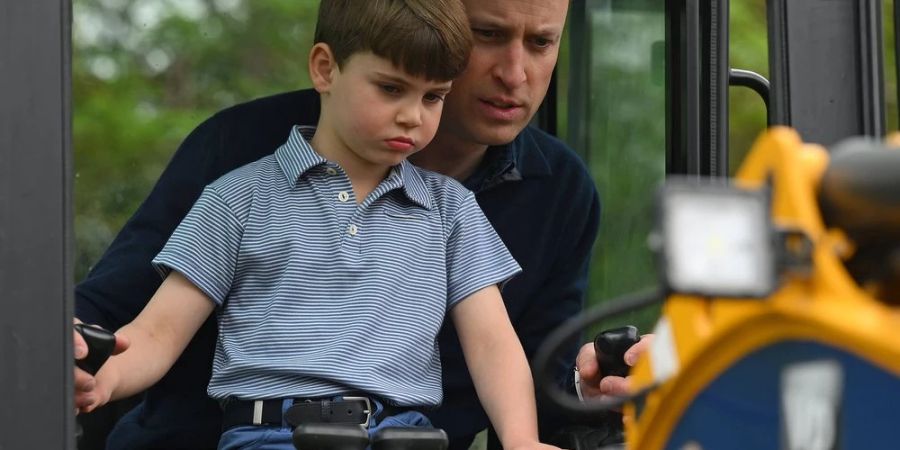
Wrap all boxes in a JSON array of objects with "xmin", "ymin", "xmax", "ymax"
[
  {"xmin": 74, "ymin": 323, "xmax": 116, "ymax": 375},
  {"xmin": 594, "ymin": 325, "xmax": 641, "ymax": 378}
]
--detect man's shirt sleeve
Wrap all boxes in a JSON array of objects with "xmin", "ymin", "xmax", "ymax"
[{"xmin": 529, "ymin": 177, "xmax": 601, "ymax": 442}]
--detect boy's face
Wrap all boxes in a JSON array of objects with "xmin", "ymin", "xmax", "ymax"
[
  {"xmin": 321, "ymin": 51, "xmax": 452, "ymax": 169},
  {"xmin": 438, "ymin": 0, "xmax": 569, "ymax": 147}
]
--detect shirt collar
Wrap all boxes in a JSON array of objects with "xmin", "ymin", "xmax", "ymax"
[
  {"xmin": 274, "ymin": 125, "xmax": 327, "ymax": 181},
  {"xmin": 462, "ymin": 126, "xmax": 552, "ymax": 193},
  {"xmin": 275, "ymin": 125, "xmax": 433, "ymax": 210},
  {"xmin": 393, "ymin": 160, "xmax": 433, "ymax": 210}
]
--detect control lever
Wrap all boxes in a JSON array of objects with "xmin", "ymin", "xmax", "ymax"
[
  {"xmin": 293, "ymin": 423, "xmax": 369, "ymax": 450},
  {"xmin": 292, "ymin": 424, "xmax": 449, "ymax": 450},
  {"xmin": 594, "ymin": 325, "xmax": 641, "ymax": 378},
  {"xmin": 73, "ymin": 323, "xmax": 116, "ymax": 375},
  {"xmin": 371, "ymin": 427, "xmax": 448, "ymax": 450}
]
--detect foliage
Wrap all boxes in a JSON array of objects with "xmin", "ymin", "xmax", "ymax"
[
  {"xmin": 575, "ymin": 6, "xmax": 667, "ymax": 333},
  {"xmin": 728, "ymin": 0, "xmax": 770, "ymax": 174},
  {"xmin": 73, "ymin": 0, "xmax": 318, "ymax": 280}
]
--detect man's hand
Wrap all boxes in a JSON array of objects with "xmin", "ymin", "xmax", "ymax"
[
  {"xmin": 73, "ymin": 318, "xmax": 129, "ymax": 412},
  {"xmin": 575, "ymin": 334, "xmax": 654, "ymax": 400}
]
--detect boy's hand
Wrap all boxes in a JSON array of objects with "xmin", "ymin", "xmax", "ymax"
[
  {"xmin": 73, "ymin": 318, "xmax": 129, "ymax": 413},
  {"xmin": 74, "ymin": 370, "xmax": 115, "ymax": 414},
  {"xmin": 575, "ymin": 334, "xmax": 654, "ymax": 400}
]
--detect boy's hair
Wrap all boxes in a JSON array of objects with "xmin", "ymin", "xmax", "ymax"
[{"xmin": 314, "ymin": 0, "xmax": 472, "ymax": 81}]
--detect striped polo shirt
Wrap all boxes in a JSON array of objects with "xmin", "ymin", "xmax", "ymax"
[{"xmin": 152, "ymin": 126, "xmax": 521, "ymax": 406}]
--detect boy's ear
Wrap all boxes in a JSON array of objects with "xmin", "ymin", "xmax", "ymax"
[{"xmin": 309, "ymin": 43, "xmax": 338, "ymax": 94}]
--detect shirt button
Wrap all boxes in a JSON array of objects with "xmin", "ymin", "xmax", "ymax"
[
  {"xmin": 325, "ymin": 167, "xmax": 338, "ymax": 176},
  {"xmin": 348, "ymin": 224, "xmax": 359, "ymax": 236},
  {"xmin": 337, "ymin": 191, "xmax": 350, "ymax": 202}
]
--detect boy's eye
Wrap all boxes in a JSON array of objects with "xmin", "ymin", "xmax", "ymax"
[
  {"xmin": 423, "ymin": 93, "xmax": 445, "ymax": 104},
  {"xmin": 380, "ymin": 84, "xmax": 401, "ymax": 95}
]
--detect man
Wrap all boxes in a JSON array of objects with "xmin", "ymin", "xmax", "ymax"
[{"xmin": 75, "ymin": 0, "xmax": 599, "ymax": 448}]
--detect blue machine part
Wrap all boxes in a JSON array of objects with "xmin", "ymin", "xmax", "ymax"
[{"xmin": 665, "ymin": 341, "xmax": 900, "ymax": 449}]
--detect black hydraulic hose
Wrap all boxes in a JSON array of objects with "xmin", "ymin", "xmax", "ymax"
[{"xmin": 533, "ymin": 287, "xmax": 665, "ymax": 420}]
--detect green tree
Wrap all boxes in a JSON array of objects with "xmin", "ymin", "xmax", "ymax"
[{"xmin": 73, "ymin": 0, "xmax": 320, "ymax": 280}]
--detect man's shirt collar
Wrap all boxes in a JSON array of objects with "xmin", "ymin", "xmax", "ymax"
[
  {"xmin": 275, "ymin": 125, "xmax": 432, "ymax": 210},
  {"xmin": 463, "ymin": 126, "xmax": 553, "ymax": 193}
]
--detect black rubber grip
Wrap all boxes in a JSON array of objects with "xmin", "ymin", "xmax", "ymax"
[
  {"xmin": 292, "ymin": 423, "xmax": 369, "ymax": 450},
  {"xmin": 594, "ymin": 325, "xmax": 641, "ymax": 378},
  {"xmin": 372, "ymin": 427, "xmax": 449, "ymax": 450},
  {"xmin": 74, "ymin": 323, "xmax": 116, "ymax": 375}
]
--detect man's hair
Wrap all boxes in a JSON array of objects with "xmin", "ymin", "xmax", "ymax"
[{"xmin": 314, "ymin": 0, "xmax": 472, "ymax": 81}]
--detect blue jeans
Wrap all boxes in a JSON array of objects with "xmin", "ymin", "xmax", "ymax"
[{"xmin": 218, "ymin": 398, "xmax": 431, "ymax": 450}]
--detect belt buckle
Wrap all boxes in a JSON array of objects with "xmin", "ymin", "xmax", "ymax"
[{"xmin": 342, "ymin": 396, "xmax": 372, "ymax": 428}]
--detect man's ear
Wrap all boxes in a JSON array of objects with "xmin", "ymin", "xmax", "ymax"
[{"xmin": 309, "ymin": 43, "xmax": 338, "ymax": 94}]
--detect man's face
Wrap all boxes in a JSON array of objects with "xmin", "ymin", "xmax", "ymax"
[{"xmin": 440, "ymin": 0, "xmax": 569, "ymax": 147}]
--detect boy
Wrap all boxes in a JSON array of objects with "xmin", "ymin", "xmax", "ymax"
[{"xmin": 75, "ymin": 1, "xmax": 560, "ymax": 449}]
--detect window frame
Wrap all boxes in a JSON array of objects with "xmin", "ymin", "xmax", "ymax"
[{"xmin": 0, "ymin": 0, "xmax": 75, "ymax": 448}]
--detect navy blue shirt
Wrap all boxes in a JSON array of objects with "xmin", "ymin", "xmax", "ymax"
[{"xmin": 76, "ymin": 89, "xmax": 601, "ymax": 449}]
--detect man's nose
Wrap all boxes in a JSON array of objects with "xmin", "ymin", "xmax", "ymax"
[{"xmin": 492, "ymin": 42, "xmax": 528, "ymax": 88}]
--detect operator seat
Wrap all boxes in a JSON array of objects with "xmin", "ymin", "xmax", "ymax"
[{"xmin": 818, "ymin": 138, "xmax": 900, "ymax": 304}]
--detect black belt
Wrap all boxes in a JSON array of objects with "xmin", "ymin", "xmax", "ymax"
[{"xmin": 222, "ymin": 396, "xmax": 409, "ymax": 430}]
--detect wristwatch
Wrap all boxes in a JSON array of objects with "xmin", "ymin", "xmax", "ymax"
[{"xmin": 573, "ymin": 367, "xmax": 585, "ymax": 402}]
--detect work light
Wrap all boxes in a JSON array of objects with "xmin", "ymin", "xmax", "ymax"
[{"xmin": 651, "ymin": 179, "xmax": 777, "ymax": 298}]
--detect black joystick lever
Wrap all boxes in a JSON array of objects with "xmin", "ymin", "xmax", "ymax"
[
  {"xmin": 594, "ymin": 325, "xmax": 641, "ymax": 378},
  {"xmin": 74, "ymin": 323, "xmax": 116, "ymax": 375}
]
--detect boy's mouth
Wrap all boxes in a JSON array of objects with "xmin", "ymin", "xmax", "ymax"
[{"xmin": 385, "ymin": 137, "xmax": 415, "ymax": 151}]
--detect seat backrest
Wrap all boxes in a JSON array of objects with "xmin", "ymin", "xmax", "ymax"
[{"xmin": 819, "ymin": 138, "xmax": 900, "ymax": 303}]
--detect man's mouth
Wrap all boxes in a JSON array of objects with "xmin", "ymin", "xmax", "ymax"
[
  {"xmin": 478, "ymin": 98, "xmax": 526, "ymax": 121},
  {"xmin": 483, "ymin": 98, "xmax": 522, "ymax": 109}
]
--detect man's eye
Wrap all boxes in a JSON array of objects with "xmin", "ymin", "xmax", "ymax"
[
  {"xmin": 534, "ymin": 37, "xmax": 554, "ymax": 48},
  {"xmin": 473, "ymin": 29, "xmax": 500, "ymax": 39},
  {"xmin": 381, "ymin": 84, "xmax": 401, "ymax": 94}
]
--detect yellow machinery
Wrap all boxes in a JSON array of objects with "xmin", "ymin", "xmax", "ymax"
[
  {"xmin": 622, "ymin": 128, "xmax": 900, "ymax": 449},
  {"xmin": 537, "ymin": 127, "xmax": 900, "ymax": 449}
]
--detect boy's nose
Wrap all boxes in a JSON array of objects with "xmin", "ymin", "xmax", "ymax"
[{"xmin": 396, "ymin": 103, "xmax": 423, "ymax": 128}]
